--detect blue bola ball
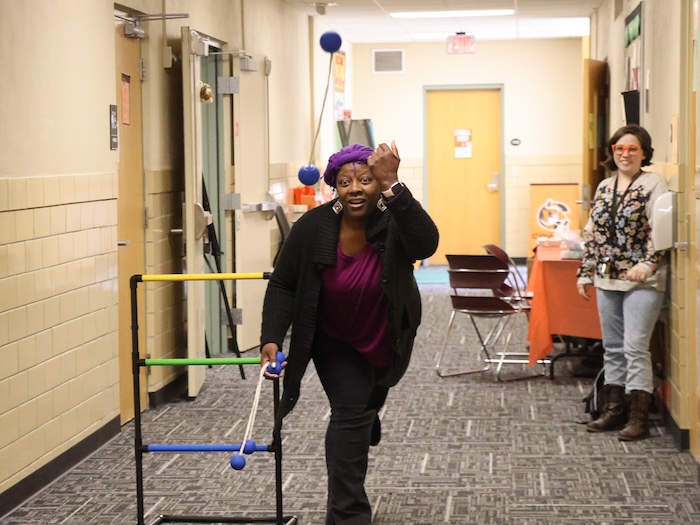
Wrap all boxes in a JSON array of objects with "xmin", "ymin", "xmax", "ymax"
[
  {"xmin": 320, "ymin": 31, "xmax": 342, "ymax": 53},
  {"xmin": 298, "ymin": 164, "xmax": 320, "ymax": 186},
  {"xmin": 243, "ymin": 439, "xmax": 256, "ymax": 455},
  {"xmin": 231, "ymin": 455, "xmax": 246, "ymax": 470}
]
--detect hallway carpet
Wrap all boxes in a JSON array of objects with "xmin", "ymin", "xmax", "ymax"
[{"xmin": 3, "ymin": 283, "xmax": 700, "ymax": 524}]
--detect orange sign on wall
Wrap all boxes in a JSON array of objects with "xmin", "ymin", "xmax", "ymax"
[{"xmin": 529, "ymin": 183, "xmax": 581, "ymax": 252}]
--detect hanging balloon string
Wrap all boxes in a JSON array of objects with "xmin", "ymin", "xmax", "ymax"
[
  {"xmin": 298, "ymin": 31, "xmax": 342, "ymax": 186},
  {"xmin": 308, "ymin": 53, "xmax": 334, "ymax": 165}
]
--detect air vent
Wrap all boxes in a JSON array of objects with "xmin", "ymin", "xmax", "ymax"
[{"xmin": 372, "ymin": 49, "xmax": 404, "ymax": 73}]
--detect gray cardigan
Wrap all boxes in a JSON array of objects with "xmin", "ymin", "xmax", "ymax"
[{"xmin": 260, "ymin": 185, "xmax": 439, "ymax": 423}]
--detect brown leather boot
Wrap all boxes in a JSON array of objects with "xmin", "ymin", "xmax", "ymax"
[
  {"xmin": 586, "ymin": 384, "xmax": 626, "ymax": 432},
  {"xmin": 618, "ymin": 390, "xmax": 653, "ymax": 441}
]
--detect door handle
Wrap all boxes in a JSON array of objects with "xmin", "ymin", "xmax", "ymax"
[
  {"xmin": 117, "ymin": 240, "xmax": 130, "ymax": 246},
  {"xmin": 486, "ymin": 173, "xmax": 499, "ymax": 191}
]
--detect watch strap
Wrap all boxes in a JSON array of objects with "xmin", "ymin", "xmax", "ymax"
[{"xmin": 382, "ymin": 181, "xmax": 403, "ymax": 199}]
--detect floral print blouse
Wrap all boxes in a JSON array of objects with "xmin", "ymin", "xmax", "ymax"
[{"xmin": 577, "ymin": 171, "xmax": 668, "ymax": 292}]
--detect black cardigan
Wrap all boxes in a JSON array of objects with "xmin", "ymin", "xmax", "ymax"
[{"xmin": 260, "ymin": 185, "xmax": 439, "ymax": 422}]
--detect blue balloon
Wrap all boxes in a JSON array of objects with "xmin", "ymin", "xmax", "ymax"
[
  {"xmin": 298, "ymin": 164, "xmax": 320, "ymax": 186},
  {"xmin": 320, "ymin": 31, "xmax": 342, "ymax": 53}
]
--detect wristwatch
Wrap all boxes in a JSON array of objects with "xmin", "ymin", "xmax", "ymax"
[{"xmin": 382, "ymin": 181, "xmax": 404, "ymax": 199}]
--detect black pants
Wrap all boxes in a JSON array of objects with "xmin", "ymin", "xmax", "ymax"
[{"xmin": 311, "ymin": 331, "xmax": 388, "ymax": 525}]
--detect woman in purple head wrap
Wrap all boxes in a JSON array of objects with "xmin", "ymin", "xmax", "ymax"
[{"xmin": 260, "ymin": 141, "xmax": 439, "ymax": 524}]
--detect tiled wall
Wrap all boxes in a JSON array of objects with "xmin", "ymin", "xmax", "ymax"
[
  {"xmin": 0, "ymin": 173, "xmax": 120, "ymax": 492},
  {"xmin": 143, "ymin": 168, "xmax": 187, "ymax": 392},
  {"xmin": 649, "ymin": 163, "xmax": 691, "ymax": 434}
]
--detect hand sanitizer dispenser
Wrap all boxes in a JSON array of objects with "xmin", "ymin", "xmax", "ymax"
[{"xmin": 650, "ymin": 191, "xmax": 676, "ymax": 251}]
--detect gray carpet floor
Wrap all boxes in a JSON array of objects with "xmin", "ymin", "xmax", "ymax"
[{"xmin": 3, "ymin": 282, "xmax": 700, "ymax": 524}]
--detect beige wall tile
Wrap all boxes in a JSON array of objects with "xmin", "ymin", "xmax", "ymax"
[
  {"xmin": 8, "ymin": 307, "xmax": 27, "ymax": 343},
  {"xmin": 19, "ymin": 400, "xmax": 37, "ymax": 435},
  {"xmin": 80, "ymin": 202, "xmax": 94, "ymax": 230},
  {"xmin": 80, "ymin": 257, "xmax": 96, "ymax": 287},
  {"xmin": 59, "ymin": 176, "xmax": 75, "ymax": 205},
  {"xmin": 0, "ymin": 212, "xmax": 17, "ymax": 245},
  {"xmin": 66, "ymin": 204, "xmax": 81, "ymax": 232},
  {"xmin": 0, "ymin": 407, "xmax": 19, "ymax": 449},
  {"xmin": 49, "ymin": 206, "xmax": 66, "ymax": 236},
  {"xmin": 0, "ymin": 180, "xmax": 8, "ymax": 211},
  {"xmin": 0, "ymin": 377, "xmax": 9, "ymax": 413},
  {"xmin": 35, "ymin": 268, "xmax": 52, "ymax": 301},
  {"xmin": 0, "ymin": 341, "xmax": 19, "ymax": 381},
  {"xmin": 52, "ymin": 383, "xmax": 70, "ymax": 417},
  {"xmin": 43, "ymin": 417, "xmax": 63, "ymax": 454},
  {"xmin": 8, "ymin": 179, "xmax": 27, "ymax": 210},
  {"xmin": 0, "ymin": 276, "xmax": 19, "ymax": 312},
  {"xmin": 73, "ymin": 231, "xmax": 89, "ymax": 260},
  {"xmin": 26, "ymin": 302, "xmax": 45, "ymax": 336},
  {"xmin": 7, "ymin": 242, "xmax": 26, "ymax": 276},
  {"xmin": 57, "ymin": 232, "xmax": 74, "ymax": 264},
  {"xmin": 16, "ymin": 273, "xmax": 36, "ymax": 307},
  {"xmin": 33, "ymin": 208, "xmax": 51, "ymax": 239},
  {"xmin": 25, "ymin": 239, "xmax": 43, "ymax": 272},
  {"xmin": 43, "ymin": 178, "xmax": 60, "ymax": 207},
  {"xmin": 18, "ymin": 336, "xmax": 37, "ymax": 372},
  {"xmin": 9, "ymin": 372, "xmax": 28, "ymax": 411},
  {"xmin": 42, "ymin": 237, "xmax": 59, "ymax": 268},
  {"xmin": 0, "ymin": 312, "xmax": 8, "ymax": 346},
  {"xmin": 75, "ymin": 175, "xmax": 90, "ymax": 202},
  {"xmin": 35, "ymin": 392, "xmax": 52, "ymax": 426},
  {"xmin": 0, "ymin": 245, "xmax": 7, "ymax": 278},
  {"xmin": 26, "ymin": 178, "xmax": 44, "ymax": 209},
  {"xmin": 34, "ymin": 329, "xmax": 52, "ymax": 364},
  {"xmin": 15, "ymin": 209, "xmax": 34, "ymax": 242},
  {"xmin": 44, "ymin": 296, "xmax": 60, "ymax": 330},
  {"xmin": 51, "ymin": 324, "xmax": 69, "ymax": 358},
  {"xmin": 52, "ymin": 265, "xmax": 69, "ymax": 297}
]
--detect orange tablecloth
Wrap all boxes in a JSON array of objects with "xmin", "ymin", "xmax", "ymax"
[{"xmin": 527, "ymin": 245, "xmax": 602, "ymax": 366}]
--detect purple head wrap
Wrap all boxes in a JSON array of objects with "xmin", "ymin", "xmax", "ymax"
[{"xmin": 323, "ymin": 144, "xmax": 374, "ymax": 187}]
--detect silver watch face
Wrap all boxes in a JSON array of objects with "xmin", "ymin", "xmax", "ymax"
[{"xmin": 384, "ymin": 182, "xmax": 400, "ymax": 197}]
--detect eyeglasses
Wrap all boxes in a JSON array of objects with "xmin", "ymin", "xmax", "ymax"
[{"xmin": 611, "ymin": 144, "xmax": 641, "ymax": 155}]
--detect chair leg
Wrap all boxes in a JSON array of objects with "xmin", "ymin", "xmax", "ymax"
[
  {"xmin": 494, "ymin": 312, "xmax": 549, "ymax": 382},
  {"xmin": 436, "ymin": 312, "xmax": 491, "ymax": 377}
]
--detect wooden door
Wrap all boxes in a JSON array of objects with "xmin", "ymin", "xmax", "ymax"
[
  {"xmin": 582, "ymin": 59, "xmax": 608, "ymax": 221},
  {"xmin": 115, "ymin": 19, "xmax": 147, "ymax": 424},
  {"xmin": 426, "ymin": 88, "xmax": 502, "ymax": 264},
  {"xmin": 181, "ymin": 27, "xmax": 207, "ymax": 397}
]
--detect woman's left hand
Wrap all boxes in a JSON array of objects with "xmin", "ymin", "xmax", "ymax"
[
  {"xmin": 369, "ymin": 141, "xmax": 401, "ymax": 191},
  {"xmin": 627, "ymin": 263, "xmax": 652, "ymax": 282}
]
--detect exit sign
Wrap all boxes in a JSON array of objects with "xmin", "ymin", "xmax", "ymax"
[{"xmin": 447, "ymin": 34, "xmax": 476, "ymax": 54}]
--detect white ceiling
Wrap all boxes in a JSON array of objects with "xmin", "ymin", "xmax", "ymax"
[{"xmin": 283, "ymin": 0, "xmax": 605, "ymax": 44}]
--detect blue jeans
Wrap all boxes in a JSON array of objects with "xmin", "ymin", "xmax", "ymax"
[
  {"xmin": 311, "ymin": 331, "xmax": 388, "ymax": 525},
  {"xmin": 596, "ymin": 287, "xmax": 665, "ymax": 394}
]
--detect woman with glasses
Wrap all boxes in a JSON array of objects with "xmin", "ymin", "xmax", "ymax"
[{"xmin": 577, "ymin": 124, "xmax": 668, "ymax": 441}]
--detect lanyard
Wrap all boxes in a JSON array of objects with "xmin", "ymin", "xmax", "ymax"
[{"xmin": 608, "ymin": 171, "xmax": 641, "ymax": 242}]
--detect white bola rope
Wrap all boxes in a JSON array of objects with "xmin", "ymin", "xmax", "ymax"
[{"xmin": 237, "ymin": 366, "xmax": 268, "ymax": 456}]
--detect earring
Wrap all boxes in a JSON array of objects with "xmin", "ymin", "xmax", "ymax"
[
  {"xmin": 332, "ymin": 201, "xmax": 343, "ymax": 214},
  {"xmin": 377, "ymin": 199, "xmax": 387, "ymax": 212}
]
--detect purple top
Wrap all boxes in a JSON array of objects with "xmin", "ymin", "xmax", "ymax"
[
  {"xmin": 318, "ymin": 243, "xmax": 393, "ymax": 367},
  {"xmin": 323, "ymin": 144, "xmax": 374, "ymax": 187}
]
